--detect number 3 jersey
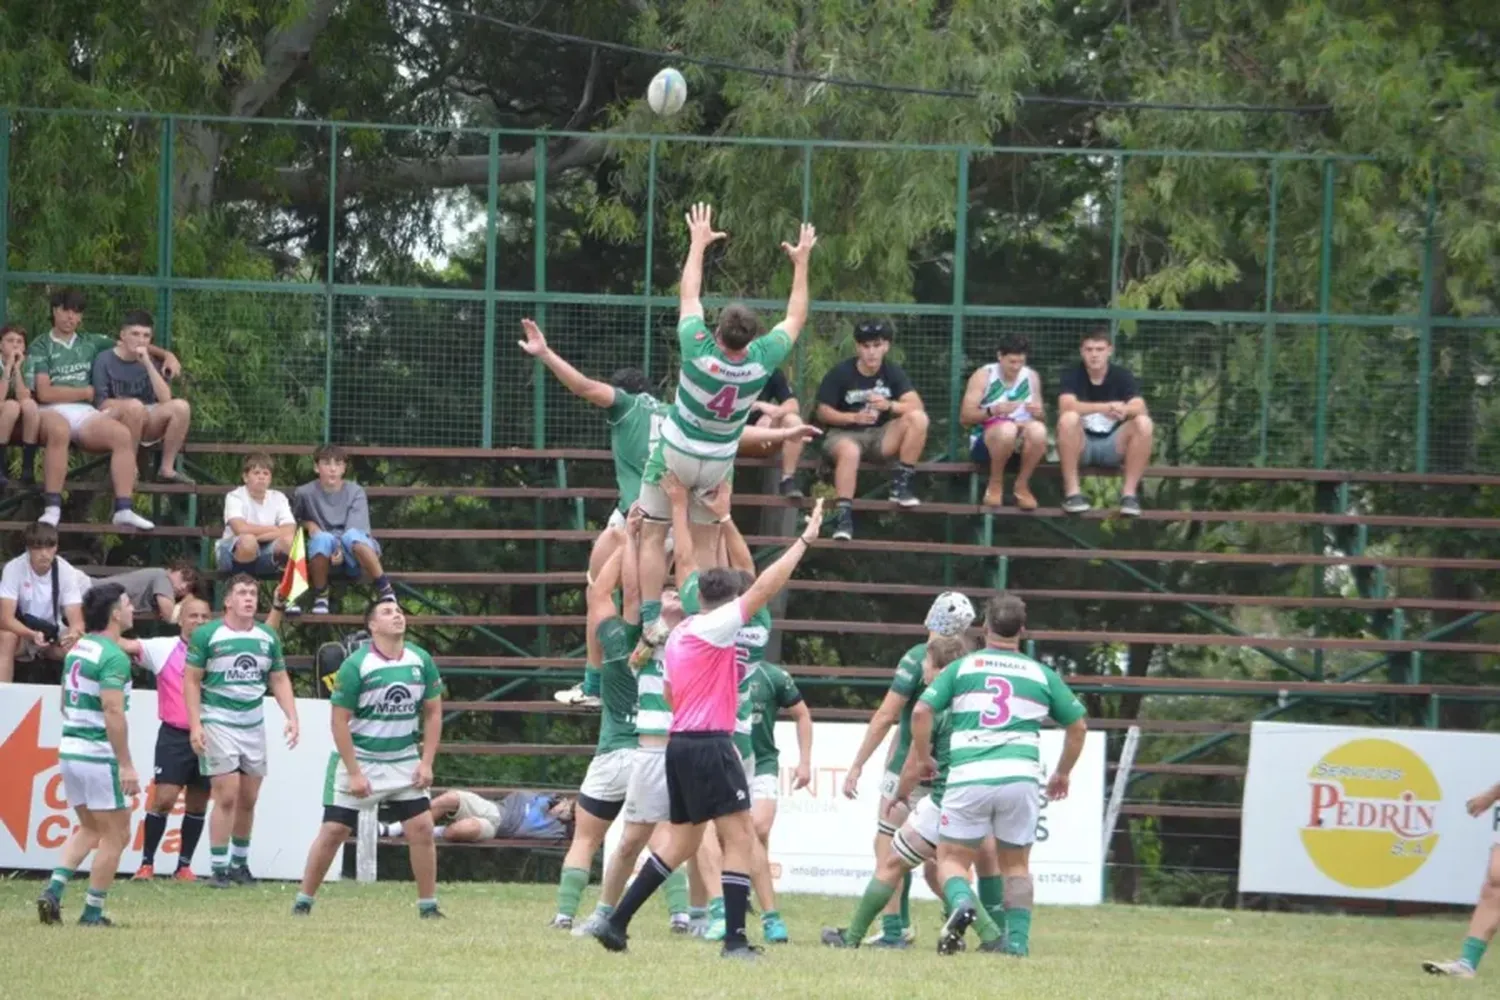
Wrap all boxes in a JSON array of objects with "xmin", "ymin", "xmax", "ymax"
[
  {"xmin": 661, "ymin": 315, "xmax": 792, "ymax": 461},
  {"xmin": 918, "ymin": 647, "xmax": 1085, "ymax": 790}
]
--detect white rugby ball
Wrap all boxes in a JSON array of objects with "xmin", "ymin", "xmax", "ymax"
[{"xmin": 648, "ymin": 67, "xmax": 688, "ymax": 116}]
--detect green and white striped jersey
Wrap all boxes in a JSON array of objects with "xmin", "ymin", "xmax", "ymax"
[
  {"xmin": 595, "ymin": 617, "xmax": 641, "ymax": 753},
  {"xmin": 732, "ymin": 663, "xmax": 758, "ymax": 759},
  {"xmin": 329, "ymin": 642, "xmax": 443, "ymax": 763},
  {"xmin": 660, "ymin": 316, "xmax": 793, "ymax": 460},
  {"xmin": 186, "ymin": 619, "xmax": 285, "ymax": 730},
  {"xmin": 918, "ymin": 646, "xmax": 1085, "ymax": 789},
  {"xmin": 635, "ymin": 647, "xmax": 672, "ymax": 736},
  {"xmin": 59, "ymin": 635, "xmax": 132, "ymax": 762}
]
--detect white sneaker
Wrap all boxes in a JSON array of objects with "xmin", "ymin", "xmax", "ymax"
[
  {"xmin": 38, "ymin": 506, "xmax": 61, "ymax": 527},
  {"xmin": 553, "ymin": 684, "xmax": 602, "ymax": 709},
  {"xmin": 1422, "ymin": 959, "xmax": 1476, "ymax": 978},
  {"xmin": 112, "ymin": 508, "xmax": 155, "ymax": 531}
]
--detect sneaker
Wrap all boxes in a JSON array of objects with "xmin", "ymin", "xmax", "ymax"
[
  {"xmin": 78, "ymin": 915, "xmax": 115, "ymax": 928},
  {"xmin": 1422, "ymin": 959, "xmax": 1476, "ymax": 979},
  {"xmin": 1119, "ymin": 494, "xmax": 1142, "ymax": 517},
  {"xmin": 831, "ymin": 506, "xmax": 854, "ymax": 541},
  {"xmin": 867, "ymin": 935, "xmax": 913, "ymax": 950},
  {"xmin": 937, "ymin": 903, "xmax": 975, "ymax": 956},
  {"xmin": 132, "ymin": 864, "xmax": 155, "ymax": 881},
  {"xmin": 588, "ymin": 917, "xmax": 629, "ymax": 953},
  {"xmin": 821, "ymin": 927, "xmax": 855, "ymax": 949},
  {"xmin": 762, "ymin": 913, "xmax": 789, "ymax": 944},
  {"xmin": 573, "ymin": 910, "xmax": 609, "ymax": 938},
  {"xmin": 689, "ymin": 915, "xmax": 709, "ymax": 938},
  {"xmin": 777, "ymin": 476, "xmax": 803, "ymax": 499},
  {"xmin": 704, "ymin": 917, "xmax": 726, "ymax": 942},
  {"xmin": 548, "ymin": 914, "xmax": 573, "ymax": 931},
  {"xmin": 172, "ymin": 867, "xmax": 196, "ymax": 882},
  {"xmin": 889, "ymin": 471, "xmax": 921, "ymax": 508},
  {"xmin": 720, "ymin": 943, "xmax": 763, "ymax": 960},
  {"xmin": 669, "ymin": 914, "xmax": 692, "ymax": 935},
  {"xmin": 36, "ymin": 890, "xmax": 61, "ymax": 926},
  {"xmin": 38, "ymin": 505, "xmax": 61, "ymax": 527},
  {"xmin": 376, "ymin": 584, "xmax": 396, "ymax": 604},
  {"xmin": 205, "ymin": 872, "xmax": 234, "ymax": 889},
  {"xmin": 227, "ymin": 865, "xmax": 257, "ymax": 886},
  {"xmin": 863, "ymin": 924, "xmax": 917, "ymax": 946},
  {"xmin": 310, "ymin": 597, "xmax": 330, "ymax": 615},
  {"xmin": 419, "ymin": 906, "xmax": 446, "ymax": 920},
  {"xmin": 291, "ymin": 901, "xmax": 312, "ymax": 917},
  {"xmin": 1061, "ymin": 493, "xmax": 1091, "ymax": 514},
  {"xmin": 553, "ymin": 684, "xmax": 602, "ymax": 709},
  {"xmin": 112, "ymin": 508, "xmax": 156, "ymax": 530},
  {"xmin": 978, "ymin": 937, "xmax": 1009, "ymax": 954}
]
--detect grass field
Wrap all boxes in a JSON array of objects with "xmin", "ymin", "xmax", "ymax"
[{"xmin": 0, "ymin": 878, "xmax": 1478, "ymax": 998}]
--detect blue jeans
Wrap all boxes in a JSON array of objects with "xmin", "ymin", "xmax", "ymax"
[
  {"xmin": 307, "ymin": 528, "xmax": 381, "ymax": 578},
  {"xmin": 215, "ymin": 538, "xmax": 283, "ymax": 576}
]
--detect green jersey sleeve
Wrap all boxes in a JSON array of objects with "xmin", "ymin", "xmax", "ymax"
[
  {"xmin": 19, "ymin": 355, "xmax": 38, "ymax": 390},
  {"xmin": 87, "ymin": 333, "xmax": 115, "ymax": 356},
  {"xmin": 1045, "ymin": 666, "xmax": 1087, "ymax": 726},
  {"xmin": 771, "ymin": 665, "xmax": 803, "ymax": 708},
  {"xmin": 889, "ymin": 646, "xmax": 925, "ymax": 698},
  {"xmin": 26, "ymin": 337, "xmax": 50, "ymax": 376},
  {"xmin": 418, "ymin": 647, "xmax": 444, "ymax": 700},
  {"xmin": 596, "ymin": 616, "xmax": 638, "ymax": 662},
  {"xmin": 328, "ymin": 657, "xmax": 364, "ymax": 711},
  {"xmin": 679, "ymin": 570, "xmax": 701, "ymax": 614},
  {"xmin": 606, "ymin": 388, "xmax": 636, "ymax": 422},
  {"xmin": 918, "ymin": 661, "xmax": 957, "ymax": 712},
  {"xmin": 184, "ymin": 621, "xmax": 212, "ymax": 669},
  {"xmin": 98, "ymin": 648, "xmax": 131, "ymax": 690},
  {"xmin": 678, "ymin": 315, "xmax": 710, "ymax": 346},
  {"xmin": 749, "ymin": 326, "xmax": 793, "ymax": 370}
]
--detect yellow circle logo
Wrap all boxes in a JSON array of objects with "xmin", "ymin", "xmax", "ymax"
[{"xmin": 1300, "ymin": 739, "xmax": 1441, "ymax": 889}]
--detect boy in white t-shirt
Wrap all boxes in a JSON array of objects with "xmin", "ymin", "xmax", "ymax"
[
  {"xmin": 0, "ymin": 521, "xmax": 86, "ymax": 682},
  {"xmin": 216, "ymin": 452, "xmax": 296, "ymax": 575}
]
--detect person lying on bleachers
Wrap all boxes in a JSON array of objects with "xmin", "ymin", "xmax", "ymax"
[
  {"xmin": 378, "ymin": 789, "xmax": 576, "ymax": 843},
  {"xmin": 82, "ymin": 560, "xmax": 201, "ymax": 622},
  {"xmin": 1056, "ymin": 325, "xmax": 1154, "ymax": 517}
]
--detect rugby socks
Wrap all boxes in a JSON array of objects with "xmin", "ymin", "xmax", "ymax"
[
  {"xmin": 418, "ymin": 897, "xmax": 439, "ymax": 915},
  {"xmin": 1461, "ymin": 936, "xmax": 1487, "ymax": 971},
  {"xmin": 582, "ymin": 664, "xmax": 602, "ymax": 699},
  {"xmin": 899, "ymin": 871, "xmax": 913, "ymax": 929},
  {"xmin": 880, "ymin": 914, "xmax": 904, "ymax": 942},
  {"xmin": 972, "ymin": 902, "xmax": 1004, "ymax": 945},
  {"xmin": 942, "ymin": 876, "xmax": 977, "ymax": 922},
  {"xmin": 721, "ymin": 870, "xmax": 751, "ymax": 947},
  {"xmin": 230, "ymin": 836, "xmax": 251, "ymax": 869},
  {"xmin": 210, "ymin": 844, "xmax": 229, "ymax": 877},
  {"xmin": 842, "ymin": 877, "xmax": 897, "ymax": 946},
  {"xmin": 178, "ymin": 812, "xmax": 205, "ymax": 868},
  {"xmin": 140, "ymin": 812, "xmax": 169, "ymax": 866},
  {"xmin": 978, "ymin": 874, "xmax": 1005, "ymax": 933},
  {"xmin": 82, "ymin": 889, "xmax": 106, "ymax": 921},
  {"xmin": 47, "ymin": 867, "xmax": 72, "ymax": 899},
  {"xmin": 708, "ymin": 895, "xmax": 724, "ymax": 924},
  {"xmin": 641, "ymin": 600, "xmax": 662, "ymax": 628},
  {"xmin": 610, "ymin": 850, "xmax": 671, "ymax": 930},
  {"xmin": 662, "ymin": 866, "xmax": 689, "ymax": 917},
  {"xmin": 1003, "ymin": 875, "xmax": 1035, "ymax": 955},
  {"xmin": 556, "ymin": 866, "xmax": 589, "ymax": 919}
]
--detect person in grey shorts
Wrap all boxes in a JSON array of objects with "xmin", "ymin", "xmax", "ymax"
[{"xmin": 1055, "ymin": 326, "xmax": 1154, "ymax": 518}]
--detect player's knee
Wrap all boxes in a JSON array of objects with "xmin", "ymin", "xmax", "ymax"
[
  {"xmin": 152, "ymin": 786, "xmax": 179, "ymax": 813},
  {"xmin": 404, "ymin": 814, "xmax": 436, "ymax": 842}
]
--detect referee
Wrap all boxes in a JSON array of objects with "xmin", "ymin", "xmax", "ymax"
[{"xmin": 592, "ymin": 497, "xmax": 825, "ymax": 958}]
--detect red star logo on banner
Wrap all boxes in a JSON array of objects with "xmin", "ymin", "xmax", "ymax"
[{"xmin": 0, "ymin": 701, "xmax": 59, "ymax": 849}]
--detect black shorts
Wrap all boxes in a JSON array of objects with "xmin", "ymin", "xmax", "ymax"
[
  {"xmin": 154, "ymin": 724, "xmax": 209, "ymax": 791},
  {"xmin": 665, "ymin": 731, "xmax": 750, "ymax": 826}
]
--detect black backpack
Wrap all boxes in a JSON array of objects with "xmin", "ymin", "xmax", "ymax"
[{"xmin": 315, "ymin": 630, "xmax": 370, "ymax": 696}]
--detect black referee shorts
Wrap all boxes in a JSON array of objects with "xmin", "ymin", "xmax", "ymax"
[
  {"xmin": 154, "ymin": 723, "xmax": 209, "ymax": 791},
  {"xmin": 665, "ymin": 731, "xmax": 749, "ymax": 825}
]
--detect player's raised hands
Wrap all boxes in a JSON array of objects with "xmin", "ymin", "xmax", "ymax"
[
  {"xmin": 781, "ymin": 222, "xmax": 817, "ymax": 265},
  {"xmin": 704, "ymin": 481, "xmax": 733, "ymax": 522},
  {"xmin": 518, "ymin": 318, "xmax": 549, "ymax": 356},
  {"xmin": 800, "ymin": 497, "xmax": 825, "ymax": 543},
  {"xmin": 685, "ymin": 202, "xmax": 727, "ymax": 246}
]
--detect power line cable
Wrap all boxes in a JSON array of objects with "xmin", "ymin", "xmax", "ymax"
[{"xmin": 402, "ymin": 0, "xmax": 1332, "ymax": 115}]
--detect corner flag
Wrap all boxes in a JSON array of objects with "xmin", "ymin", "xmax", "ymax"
[{"xmin": 278, "ymin": 528, "xmax": 308, "ymax": 605}]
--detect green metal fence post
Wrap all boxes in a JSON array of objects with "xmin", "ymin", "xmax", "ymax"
[
  {"xmin": 1415, "ymin": 177, "xmax": 1438, "ymax": 474},
  {"xmin": 322, "ymin": 125, "xmax": 339, "ymax": 444},
  {"xmin": 1109, "ymin": 154, "xmax": 1126, "ymax": 338},
  {"xmin": 155, "ymin": 117, "xmax": 176, "ymax": 347},
  {"xmin": 533, "ymin": 137, "xmax": 549, "ymax": 658},
  {"xmin": 947, "ymin": 148, "xmax": 970, "ymax": 462},
  {"xmin": 1313, "ymin": 159, "xmax": 1335, "ymax": 469},
  {"xmin": 642, "ymin": 139, "xmax": 658, "ymax": 381},
  {"xmin": 1257, "ymin": 160, "xmax": 1281, "ymax": 466},
  {"xmin": 481, "ymin": 130, "xmax": 499, "ymax": 448},
  {"xmin": 1, "ymin": 110, "xmax": 12, "ymax": 322}
]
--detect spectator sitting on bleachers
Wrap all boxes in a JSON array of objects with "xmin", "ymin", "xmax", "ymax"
[
  {"xmin": 379, "ymin": 789, "xmax": 575, "ymax": 843},
  {"xmin": 91, "ymin": 309, "xmax": 194, "ymax": 484},
  {"xmin": 0, "ymin": 521, "xmax": 85, "ymax": 683},
  {"xmin": 28, "ymin": 289, "xmax": 172, "ymax": 530},
  {"xmin": 294, "ymin": 443, "xmax": 394, "ymax": 614},
  {"xmin": 960, "ymin": 334, "xmax": 1047, "ymax": 510},
  {"xmin": 815, "ymin": 319, "xmax": 929, "ymax": 541},
  {"xmin": 1056, "ymin": 326, "xmax": 1154, "ymax": 517},
  {"xmin": 85, "ymin": 560, "xmax": 201, "ymax": 622},
  {"xmin": 0, "ymin": 323, "xmax": 44, "ymax": 490},
  {"xmin": 740, "ymin": 367, "xmax": 808, "ymax": 498},
  {"xmin": 217, "ymin": 452, "xmax": 296, "ymax": 575}
]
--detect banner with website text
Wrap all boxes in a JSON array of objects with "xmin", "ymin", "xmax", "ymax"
[
  {"xmin": 1239, "ymin": 721, "xmax": 1500, "ymax": 904},
  {"xmin": 606, "ymin": 722, "xmax": 1105, "ymax": 904},
  {"xmin": 0, "ymin": 683, "xmax": 335, "ymax": 880}
]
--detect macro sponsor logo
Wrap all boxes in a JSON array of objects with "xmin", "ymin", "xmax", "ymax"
[{"xmin": 1300, "ymin": 738, "xmax": 1441, "ymax": 889}]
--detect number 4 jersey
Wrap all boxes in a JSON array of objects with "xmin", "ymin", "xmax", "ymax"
[
  {"xmin": 660, "ymin": 315, "xmax": 792, "ymax": 461},
  {"xmin": 918, "ymin": 647, "xmax": 1085, "ymax": 790}
]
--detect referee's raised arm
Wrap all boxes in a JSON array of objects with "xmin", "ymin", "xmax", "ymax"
[{"xmin": 739, "ymin": 498, "xmax": 824, "ymax": 621}]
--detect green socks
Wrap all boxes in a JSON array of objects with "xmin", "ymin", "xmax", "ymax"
[
  {"xmin": 880, "ymin": 913, "xmax": 904, "ymax": 942},
  {"xmin": 841, "ymin": 876, "xmax": 897, "ymax": 946},
  {"xmin": 708, "ymin": 896, "xmax": 725, "ymax": 921},
  {"xmin": 641, "ymin": 600, "xmax": 662, "ymax": 627},
  {"xmin": 977, "ymin": 874, "xmax": 1005, "ymax": 936},
  {"xmin": 583, "ymin": 664, "xmax": 602, "ymax": 698},
  {"xmin": 211, "ymin": 845, "xmax": 229, "ymax": 875},
  {"xmin": 1005, "ymin": 906, "xmax": 1032, "ymax": 955},
  {"xmin": 662, "ymin": 866, "xmax": 689, "ymax": 917},
  {"xmin": 47, "ymin": 867, "xmax": 71, "ymax": 899},
  {"xmin": 82, "ymin": 889, "xmax": 106, "ymax": 921},
  {"xmin": 556, "ymin": 866, "xmax": 589, "ymax": 919},
  {"xmin": 230, "ymin": 836, "xmax": 250, "ymax": 868},
  {"xmin": 972, "ymin": 902, "xmax": 1003, "ymax": 944},
  {"xmin": 295, "ymin": 892, "xmax": 315, "ymax": 910},
  {"xmin": 942, "ymin": 875, "xmax": 976, "ymax": 917},
  {"xmin": 1462, "ymin": 936, "xmax": 1487, "ymax": 971},
  {"xmin": 899, "ymin": 871, "xmax": 912, "ymax": 927}
]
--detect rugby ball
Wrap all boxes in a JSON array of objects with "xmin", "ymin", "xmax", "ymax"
[{"xmin": 648, "ymin": 67, "xmax": 688, "ymax": 116}]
